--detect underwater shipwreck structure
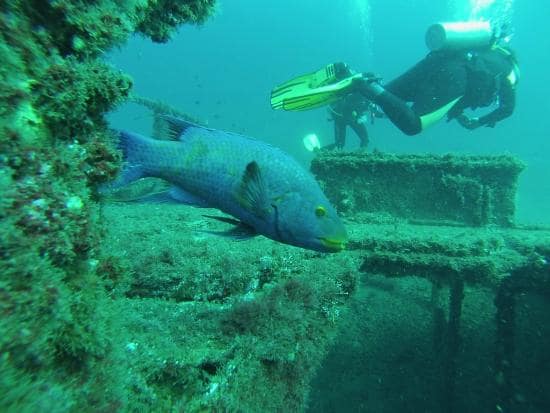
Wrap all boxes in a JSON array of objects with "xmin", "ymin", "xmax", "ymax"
[
  {"xmin": 309, "ymin": 152, "xmax": 550, "ymax": 413},
  {"xmin": 1, "ymin": 1, "xmax": 549, "ymax": 412}
]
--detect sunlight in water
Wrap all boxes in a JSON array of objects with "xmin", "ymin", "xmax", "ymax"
[
  {"xmin": 470, "ymin": 0, "xmax": 497, "ymax": 17},
  {"xmin": 469, "ymin": 0, "xmax": 514, "ymax": 20},
  {"xmin": 448, "ymin": 0, "xmax": 514, "ymax": 35},
  {"xmin": 353, "ymin": 0, "xmax": 373, "ymax": 58}
]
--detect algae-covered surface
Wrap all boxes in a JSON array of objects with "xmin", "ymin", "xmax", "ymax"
[
  {"xmin": 95, "ymin": 202, "xmax": 550, "ymax": 412},
  {"xmin": 308, "ymin": 215, "xmax": 550, "ymax": 412},
  {"xmin": 96, "ymin": 202, "xmax": 358, "ymax": 411},
  {"xmin": 311, "ymin": 151, "xmax": 525, "ymax": 227}
]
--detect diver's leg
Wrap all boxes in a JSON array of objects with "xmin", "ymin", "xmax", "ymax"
[
  {"xmin": 384, "ymin": 64, "xmax": 425, "ymax": 101},
  {"xmin": 383, "ymin": 54, "xmax": 439, "ymax": 100},
  {"xmin": 334, "ymin": 119, "xmax": 346, "ymax": 149},
  {"xmin": 350, "ymin": 121, "xmax": 369, "ymax": 149},
  {"xmin": 354, "ymin": 78, "xmax": 422, "ymax": 136},
  {"xmin": 354, "ymin": 53, "xmax": 467, "ymax": 135},
  {"xmin": 352, "ymin": 56, "xmax": 437, "ymax": 135},
  {"xmin": 377, "ymin": 91, "xmax": 422, "ymax": 135},
  {"xmin": 354, "ymin": 65, "xmax": 466, "ymax": 136}
]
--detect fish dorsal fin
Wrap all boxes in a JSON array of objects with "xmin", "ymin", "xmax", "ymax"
[
  {"xmin": 235, "ymin": 161, "xmax": 270, "ymax": 218},
  {"xmin": 161, "ymin": 115, "xmax": 204, "ymax": 141}
]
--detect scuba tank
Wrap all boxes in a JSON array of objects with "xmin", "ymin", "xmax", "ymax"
[{"xmin": 425, "ymin": 21, "xmax": 493, "ymax": 51}]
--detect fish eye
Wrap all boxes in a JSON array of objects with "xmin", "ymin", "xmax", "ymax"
[{"xmin": 315, "ymin": 206, "xmax": 327, "ymax": 218}]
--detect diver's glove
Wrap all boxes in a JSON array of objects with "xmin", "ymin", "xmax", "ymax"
[{"xmin": 457, "ymin": 114, "xmax": 480, "ymax": 130}]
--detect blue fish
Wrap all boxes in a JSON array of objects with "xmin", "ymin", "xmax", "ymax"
[{"xmin": 109, "ymin": 116, "xmax": 347, "ymax": 252}]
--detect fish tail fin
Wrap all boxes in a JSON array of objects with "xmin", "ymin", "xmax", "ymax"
[
  {"xmin": 100, "ymin": 131, "xmax": 152, "ymax": 193},
  {"xmin": 117, "ymin": 130, "xmax": 146, "ymax": 162}
]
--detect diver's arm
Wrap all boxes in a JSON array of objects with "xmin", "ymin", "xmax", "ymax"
[
  {"xmin": 478, "ymin": 80, "xmax": 516, "ymax": 127},
  {"xmin": 458, "ymin": 80, "xmax": 516, "ymax": 130}
]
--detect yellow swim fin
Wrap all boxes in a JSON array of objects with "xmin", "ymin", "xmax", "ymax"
[
  {"xmin": 271, "ymin": 67, "xmax": 361, "ymax": 111},
  {"xmin": 271, "ymin": 64, "xmax": 337, "ymax": 106}
]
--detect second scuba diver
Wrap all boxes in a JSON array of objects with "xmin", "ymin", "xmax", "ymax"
[{"xmin": 324, "ymin": 63, "xmax": 382, "ymax": 150}]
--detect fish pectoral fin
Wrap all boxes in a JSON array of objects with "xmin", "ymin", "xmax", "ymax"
[
  {"xmin": 235, "ymin": 161, "xmax": 271, "ymax": 217},
  {"xmin": 202, "ymin": 215, "xmax": 258, "ymax": 240}
]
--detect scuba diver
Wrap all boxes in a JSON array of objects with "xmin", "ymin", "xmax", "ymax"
[
  {"xmin": 324, "ymin": 63, "xmax": 381, "ymax": 150},
  {"xmin": 271, "ymin": 21, "xmax": 520, "ymax": 136}
]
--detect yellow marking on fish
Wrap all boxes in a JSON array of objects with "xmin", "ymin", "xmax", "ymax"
[
  {"xmin": 320, "ymin": 236, "xmax": 346, "ymax": 251},
  {"xmin": 183, "ymin": 141, "xmax": 209, "ymax": 168},
  {"xmin": 315, "ymin": 205, "xmax": 327, "ymax": 217}
]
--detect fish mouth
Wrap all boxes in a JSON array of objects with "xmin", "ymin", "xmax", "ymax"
[{"xmin": 319, "ymin": 236, "xmax": 347, "ymax": 252}]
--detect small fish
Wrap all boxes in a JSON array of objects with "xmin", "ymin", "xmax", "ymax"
[{"xmin": 107, "ymin": 116, "xmax": 347, "ymax": 252}]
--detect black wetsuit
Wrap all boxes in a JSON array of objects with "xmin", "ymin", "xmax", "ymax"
[
  {"xmin": 328, "ymin": 92, "xmax": 370, "ymax": 149},
  {"xmin": 369, "ymin": 47, "xmax": 517, "ymax": 135}
]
